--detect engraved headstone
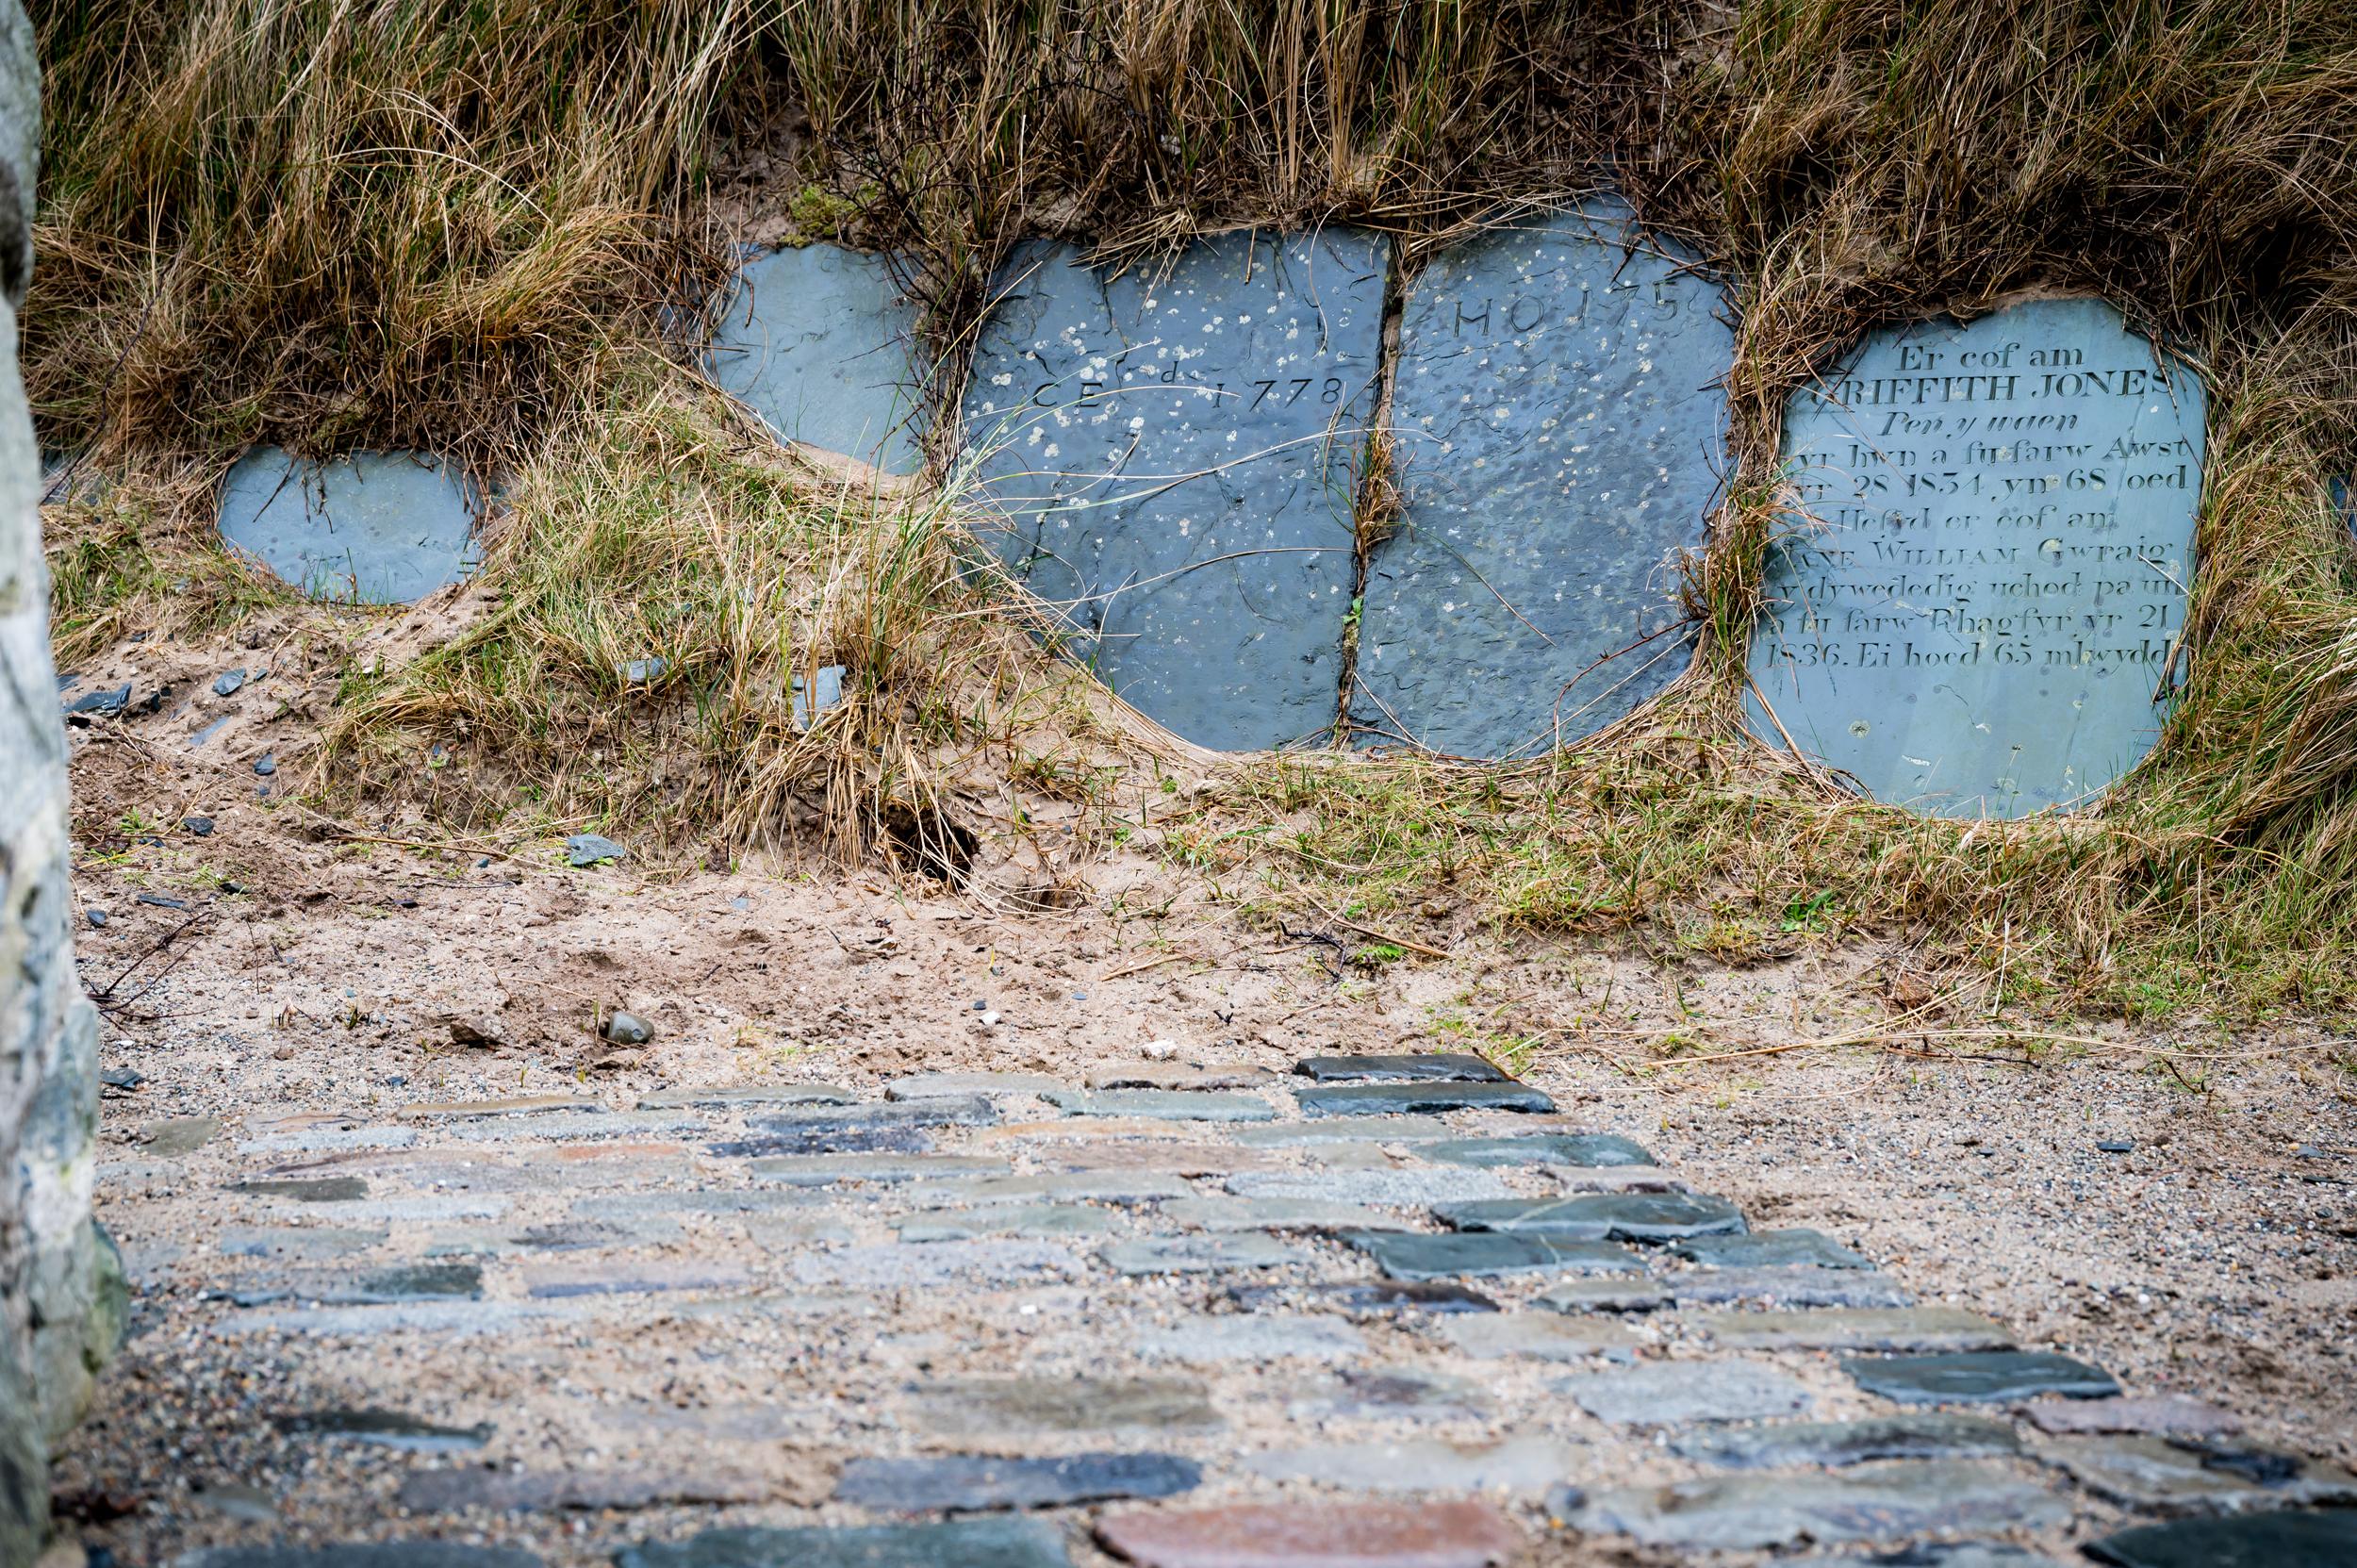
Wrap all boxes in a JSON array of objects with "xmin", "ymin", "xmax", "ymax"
[
  {"xmin": 961, "ymin": 231, "xmax": 1388, "ymax": 751},
  {"xmin": 705, "ymin": 243, "xmax": 925, "ymax": 474},
  {"xmin": 1748, "ymin": 296, "xmax": 2204, "ymax": 817},
  {"xmin": 1353, "ymin": 204, "xmax": 1732, "ymax": 756},
  {"xmin": 218, "ymin": 449, "xmax": 483, "ymax": 605}
]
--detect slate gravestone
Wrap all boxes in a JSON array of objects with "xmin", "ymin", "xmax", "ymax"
[
  {"xmin": 961, "ymin": 230, "xmax": 1389, "ymax": 751},
  {"xmin": 705, "ymin": 244, "xmax": 925, "ymax": 475},
  {"xmin": 1748, "ymin": 296, "xmax": 2205, "ymax": 817},
  {"xmin": 1353, "ymin": 204, "xmax": 1732, "ymax": 756},
  {"xmin": 219, "ymin": 449, "xmax": 484, "ymax": 605}
]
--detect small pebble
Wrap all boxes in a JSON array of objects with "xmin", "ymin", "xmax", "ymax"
[
  {"xmin": 971, "ymin": 999, "xmax": 986, "ymax": 1011},
  {"xmin": 183, "ymin": 816, "xmax": 215, "ymax": 837},
  {"xmin": 602, "ymin": 1011, "xmax": 654, "ymax": 1046},
  {"xmin": 566, "ymin": 834, "xmax": 626, "ymax": 867},
  {"xmin": 981, "ymin": 1011, "xmax": 1001, "ymax": 1027},
  {"xmin": 2097, "ymin": 1139, "xmax": 2134, "ymax": 1154},
  {"xmin": 253, "ymin": 752, "xmax": 276, "ymax": 776},
  {"xmin": 1143, "ymin": 1038, "xmax": 1178, "ymax": 1061},
  {"xmin": 212, "ymin": 668, "xmax": 248, "ymax": 697},
  {"xmin": 86, "ymin": 910, "xmax": 107, "ymax": 928}
]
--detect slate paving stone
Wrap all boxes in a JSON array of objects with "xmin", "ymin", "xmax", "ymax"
[
  {"xmin": 273, "ymin": 1408, "xmax": 494, "ymax": 1451},
  {"xmin": 833, "ymin": 1451, "xmax": 1203, "ymax": 1513},
  {"xmin": 1086, "ymin": 1065, "xmax": 1281, "ymax": 1091},
  {"xmin": 229, "ymin": 1263, "xmax": 481, "ymax": 1306},
  {"xmin": 1094, "ymin": 1498, "xmax": 1521, "ymax": 1568},
  {"xmin": 1567, "ymin": 1459, "xmax": 2069, "ymax": 1550},
  {"xmin": 421, "ymin": 1218, "xmax": 687, "ymax": 1256},
  {"xmin": 444, "ymin": 1111, "xmax": 701, "ymax": 1144},
  {"xmin": 521, "ymin": 1262, "xmax": 754, "ymax": 1298},
  {"xmin": 1162, "ymin": 1197, "xmax": 1413, "ymax": 1233},
  {"xmin": 1230, "ymin": 1117, "xmax": 1454, "ymax": 1147},
  {"xmin": 232, "ymin": 1177, "xmax": 370, "ymax": 1201},
  {"xmin": 572, "ymin": 1190, "xmax": 839, "ymax": 1220},
  {"xmin": 911, "ymin": 1377, "xmax": 1223, "ymax": 1435},
  {"xmin": 1241, "ymin": 1435, "xmax": 1580, "ymax": 1495},
  {"xmin": 1225, "ymin": 1169, "xmax": 1512, "ymax": 1208},
  {"xmin": 143, "ymin": 1115, "xmax": 224, "ymax": 1156},
  {"xmin": 908, "ymin": 1171, "xmax": 1193, "ymax": 1207},
  {"xmin": 885, "ymin": 1072, "xmax": 1063, "ymax": 1099},
  {"xmin": 1439, "ymin": 1191, "xmax": 1744, "ymax": 1242},
  {"xmin": 792, "ymin": 1241, "xmax": 1083, "ymax": 1287},
  {"xmin": 962, "ymin": 230, "xmax": 1386, "ymax": 751},
  {"xmin": 1230, "ymin": 1279, "xmax": 1499, "ymax": 1314},
  {"xmin": 617, "ymin": 1521, "xmax": 1074, "ymax": 1568},
  {"xmin": 712, "ymin": 1125, "xmax": 933, "ymax": 1158},
  {"xmin": 1439, "ymin": 1313, "xmax": 1640, "ymax": 1362},
  {"xmin": 897, "ymin": 1204, "xmax": 1124, "ymax": 1242},
  {"xmin": 1534, "ymin": 1276, "xmax": 1670, "ymax": 1313},
  {"xmin": 1340, "ymin": 1229, "xmax": 1618, "ymax": 1281},
  {"xmin": 1140, "ymin": 1314, "xmax": 1367, "ymax": 1363},
  {"xmin": 750, "ymin": 1097, "xmax": 1000, "ymax": 1134},
  {"xmin": 1041, "ymin": 1141, "xmax": 1273, "ymax": 1178},
  {"xmin": 217, "ymin": 1227, "xmax": 387, "ymax": 1260},
  {"xmin": 1673, "ymin": 1228, "xmax": 1875, "ymax": 1270},
  {"xmin": 2038, "ymin": 1434, "xmax": 2357, "ymax": 1513},
  {"xmin": 1786, "ymin": 1549, "xmax": 2064, "ymax": 1568},
  {"xmin": 217, "ymin": 448, "xmax": 484, "ymax": 605},
  {"xmin": 1046, "ymin": 1089, "xmax": 1277, "ymax": 1122},
  {"xmin": 750, "ymin": 1154, "xmax": 1012, "ymax": 1187},
  {"xmin": 1294, "ymin": 1081, "xmax": 1555, "ymax": 1117},
  {"xmin": 394, "ymin": 1095, "xmax": 603, "ymax": 1120},
  {"xmin": 238, "ymin": 1126, "xmax": 420, "ymax": 1156},
  {"xmin": 1290, "ymin": 1367, "xmax": 1492, "ymax": 1421},
  {"xmin": 1423, "ymin": 1133, "xmax": 1655, "ymax": 1168},
  {"xmin": 1665, "ymin": 1266, "xmax": 1913, "ymax": 1310},
  {"xmin": 1293, "ymin": 1053, "xmax": 1509, "ymax": 1083},
  {"xmin": 178, "ymin": 1550, "xmax": 543, "ymax": 1568},
  {"xmin": 1558, "ymin": 1361, "xmax": 1815, "ymax": 1425},
  {"xmin": 637, "ymin": 1083, "xmax": 855, "ymax": 1109},
  {"xmin": 1104, "ymin": 1233, "xmax": 1309, "ymax": 1275},
  {"xmin": 1842, "ymin": 1350, "xmax": 2121, "ymax": 1404},
  {"xmin": 223, "ymin": 1300, "xmax": 555, "ymax": 1337},
  {"xmin": 2020, "ymin": 1394, "xmax": 2242, "ymax": 1437},
  {"xmin": 1670, "ymin": 1413, "xmax": 2021, "ymax": 1469},
  {"xmin": 2085, "ymin": 1510, "xmax": 2357, "ymax": 1568},
  {"xmin": 1701, "ymin": 1307, "xmax": 2013, "ymax": 1353}
]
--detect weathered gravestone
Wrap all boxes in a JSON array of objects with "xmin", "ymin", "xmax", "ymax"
[
  {"xmin": 1354, "ymin": 204, "xmax": 1732, "ymax": 756},
  {"xmin": 219, "ymin": 449, "xmax": 484, "ymax": 605},
  {"xmin": 1748, "ymin": 296, "xmax": 2204, "ymax": 817},
  {"xmin": 961, "ymin": 230, "xmax": 1388, "ymax": 751},
  {"xmin": 705, "ymin": 243, "xmax": 926, "ymax": 475}
]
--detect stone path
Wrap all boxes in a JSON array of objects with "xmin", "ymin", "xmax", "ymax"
[{"xmin": 78, "ymin": 1054, "xmax": 2357, "ymax": 1566}]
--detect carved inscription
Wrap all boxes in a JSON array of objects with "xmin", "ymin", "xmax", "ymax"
[{"xmin": 1748, "ymin": 297, "xmax": 2205, "ymax": 817}]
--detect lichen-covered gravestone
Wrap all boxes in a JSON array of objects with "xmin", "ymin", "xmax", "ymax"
[
  {"xmin": 706, "ymin": 243, "xmax": 926, "ymax": 475},
  {"xmin": 219, "ymin": 448, "xmax": 483, "ymax": 604},
  {"xmin": 1354, "ymin": 204, "xmax": 1733, "ymax": 756},
  {"xmin": 1748, "ymin": 296, "xmax": 2205, "ymax": 817},
  {"xmin": 962, "ymin": 231, "xmax": 1388, "ymax": 751}
]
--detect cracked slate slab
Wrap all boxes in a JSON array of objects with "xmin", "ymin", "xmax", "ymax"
[
  {"xmin": 1104, "ymin": 1233, "xmax": 1310, "ymax": 1275},
  {"xmin": 218, "ymin": 448, "xmax": 484, "ymax": 604},
  {"xmin": 1241, "ymin": 1435, "xmax": 1580, "ymax": 1495},
  {"xmin": 616, "ymin": 1520, "xmax": 1073, "ymax": 1568},
  {"xmin": 1293, "ymin": 1053, "xmax": 1508, "ymax": 1083},
  {"xmin": 1439, "ymin": 1191, "xmax": 1743, "ymax": 1242},
  {"xmin": 223, "ymin": 1263, "xmax": 480, "ymax": 1306},
  {"xmin": 1557, "ymin": 1361, "xmax": 1815, "ymax": 1425},
  {"xmin": 1843, "ymin": 1350, "xmax": 2120, "ymax": 1404},
  {"xmin": 1665, "ymin": 1266, "xmax": 1912, "ymax": 1309},
  {"xmin": 1140, "ymin": 1314, "xmax": 1367, "ymax": 1363},
  {"xmin": 1341, "ymin": 1229, "xmax": 1625, "ymax": 1281},
  {"xmin": 1294, "ymin": 1081, "xmax": 1555, "ymax": 1117},
  {"xmin": 2038, "ymin": 1434, "xmax": 2357, "ymax": 1513},
  {"xmin": 1700, "ymin": 1307, "xmax": 2013, "ymax": 1353},
  {"xmin": 1673, "ymin": 1228, "xmax": 1875, "ymax": 1270},
  {"xmin": 704, "ymin": 242, "xmax": 927, "ymax": 475},
  {"xmin": 1670, "ymin": 1412, "xmax": 2021, "ymax": 1469},
  {"xmin": 1094, "ymin": 1499, "xmax": 1520, "ymax": 1568},
  {"xmin": 1046, "ymin": 1089, "xmax": 1277, "ymax": 1122},
  {"xmin": 1568, "ymin": 1459, "xmax": 2069, "ymax": 1551},
  {"xmin": 749, "ymin": 1096, "xmax": 999, "ymax": 1134},
  {"xmin": 1423, "ymin": 1133, "xmax": 1655, "ymax": 1168},
  {"xmin": 1354, "ymin": 203, "xmax": 1731, "ymax": 757},
  {"xmin": 910, "ymin": 1377, "xmax": 1222, "ymax": 1436},
  {"xmin": 832, "ymin": 1451, "xmax": 1202, "ymax": 1513},
  {"xmin": 2085, "ymin": 1510, "xmax": 2357, "ymax": 1568},
  {"xmin": 961, "ymin": 229, "xmax": 1387, "ymax": 751}
]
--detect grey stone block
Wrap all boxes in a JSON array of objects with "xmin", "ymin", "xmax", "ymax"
[
  {"xmin": 705, "ymin": 243, "xmax": 926, "ymax": 474},
  {"xmin": 217, "ymin": 448, "xmax": 484, "ymax": 604},
  {"xmin": 1570, "ymin": 1459, "xmax": 2069, "ymax": 1550}
]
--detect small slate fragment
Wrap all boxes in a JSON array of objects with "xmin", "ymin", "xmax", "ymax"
[
  {"xmin": 1842, "ymin": 1350, "xmax": 2121, "ymax": 1404},
  {"xmin": 2085, "ymin": 1510, "xmax": 2357, "ymax": 1568},
  {"xmin": 1670, "ymin": 1413, "xmax": 2020, "ymax": 1469},
  {"xmin": 1673, "ymin": 1228, "xmax": 1873, "ymax": 1270},
  {"xmin": 1294, "ymin": 1053, "xmax": 1508, "ymax": 1083},
  {"xmin": 1424, "ymin": 1133, "xmax": 1655, "ymax": 1168},
  {"xmin": 1294, "ymin": 1081, "xmax": 1554, "ymax": 1117},
  {"xmin": 214, "ymin": 667, "xmax": 248, "ymax": 696},
  {"xmin": 1341, "ymin": 1229, "xmax": 1625, "ymax": 1281},
  {"xmin": 65, "ymin": 682, "xmax": 132, "ymax": 717},
  {"xmin": 1094, "ymin": 1498, "xmax": 1520, "ymax": 1568},
  {"xmin": 566, "ymin": 834, "xmax": 626, "ymax": 867},
  {"xmin": 601, "ymin": 1010, "xmax": 653, "ymax": 1045},
  {"xmin": 833, "ymin": 1451, "xmax": 1201, "ymax": 1513},
  {"xmin": 619, "ymin": 1521, "xmax": 1074, "ymax": 1568}
]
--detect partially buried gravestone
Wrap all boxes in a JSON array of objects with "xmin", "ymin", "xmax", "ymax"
[
  {"xmin": 1354, "ymin": 202, "xmax": 1734, "ymax": 756},
  {"xmin": 705, "ymin": 243, "xmax": 926, "ymax": 475},
  {"xmin": 218, "ymin": 449, "xmax": 483, "ymax": 605},
  {"xmin": 1748, "ymin": 295, "xmax": 2204, "ymax": 817},
  {"xmin": 961, "ymin": 230, "xmax": 1389, "ymax": 751}
]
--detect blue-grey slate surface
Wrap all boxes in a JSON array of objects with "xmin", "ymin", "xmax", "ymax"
[
  {"xmin": 218, "ymin": 449, "xmax": 482, "ymax": 605},
  {"xmin": 1747, "ymin": 295, "xmax": 2205, "ymax": 817},
  {"xmin": 706, "ymin": 243, "xmax": 926, "ymax": 474},
  {"xmin": 961, "ymin": 229, "xmax": 1389, "ymax": 751},
  {"xmin": 1352, "ymin": 204, "xmax": 1733, "ymax": 756}
]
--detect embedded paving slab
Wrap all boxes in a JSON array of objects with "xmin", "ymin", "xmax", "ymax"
[
  {"xmin": 1140, "ymin": 1313, "xmax": 1367, "ymax": 1363},
  {"xmin": 911, "ymin": 1377, "xmax": 1224, "ymax": 1435},
  {"xmin": 1665, "ymin": 1265, "xmax": 1912, "ymax": 1309},
  {"xmin": 832, "ymin": 1451, "xmax": 1202, "ymax": 1513},
  {"xmin": 1557, "ymin": 1360, "xmax": 1815, "ymax": 1424},
  {"xmin": 1438, "ymin": 1312, "xmax": 1640, "ymax": 1361},
  {"xmin": 1240, "ymin": 1435, "xmax": 1579, "ymax": 1495},
  {"xmin": 1423, "ymin": 1132, "xmax": 1654, "ymax": 1167},
  {"xmin": 1046, "ymin": 1089, "xmax": 1277, "ymax": 1122},
  {"xmin": 1673, "ymin": 1227, "xmax": 1873, "ymax": 1269},
  {"xmin": 1534, "ymin": 1276, "xmax": 1669, "ymax": 1312},
  {"xmin": 1094, "ymin": 1498, "xmax": 1520, "ymax": 1568},
  {"xmin": 2020, "ymin": 1393, "xmax": 2242, "ymax": 1437},
  {"xmin": 1844, "ymin": 1350, "xmax": 2121, "ymax": 1403},
  {"xmin": 1293, "ymin": 1081, "xmax": 1555, "ymax": 1117},
  {"xmin": 2038, "ymin": 1433, "xmax": 2357, "ymax": 1513},
  {"xmin": 1292, "ymin": 1053, "xmax": 1508, "ymax": 1083},
  {"xmin": 1700, "ymin": 1306, "xmax": 2013, "ymax": 1352},
  {"xmin": 1440, "ymin": 1190, "xmax": 1743, "ymax": 1241},
  {"xmin": 617, "ymin": 1520, "xmax": 1074, "ymax": 1568},
  {"xmin": 1569, "ymin": 1459, "xmax": 2070, "ymax": 1550},
  {"xmin": 182, "ymin": 1551, "xmax": 543, "ymax": 1568},
  {"xmin": 1342, "ymin": 1229, "xmax": 1626, "ymax": 1280},
  {"xmin": 1225, "ymin": 1168, "xmax": 1512, "ymax": 1207},
  {"xmin": 962, "ymin": 229, "xmax": 1387, "ymax": 751},
  {"xmin": 1354, "ymin": 202, "xmax": 1734, "ymax": 756},
  {"xmin": 217, "ymin": 448, "xmax": 483, "ymax": 604},
  {"xmin": 2085, "ymin": 1510, "xmax": 2357, "ymax": 1568},
  {"xmin": 1103, "ymin": 1233, "xmax": 1308, "ymax": 1275},
  {"xmin": 1669, "ymin": 1412, "xmax": 2021, "ymax": 1469}
]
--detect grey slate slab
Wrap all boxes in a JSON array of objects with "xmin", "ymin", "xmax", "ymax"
[
  {"xmin": 1230, "ymin": 1279, "xmax": 1499, "ymax": 1314},
  {"xmin": 1568, "ymin": 1459, "xmax": 2069, "ymax": 1550},
  {"xmin": 231, "ymin": 1177, "xmax": 370, "ymax": 1202},
  {"xmin": 176, "ymin": 1550, "xmax": 541, "ymax": 1568},
  {"xmin": 1669, "ymin": 1412, "xmax": 2020, "ymax": 1469},
  {"xmin": 1225, "ymin": 1168, "xmax": 1512, "ymax": 1208},
  {"xmin": 618, "ymin": 1523, "xmax": 1071, "ymax": 1568},
  {"xmin": 1355, "ymin": 203, "xmax": 1731, "ymax": 756},
  {"xmin": 1700, "ymin": 1307, "xmax": 2011, "ymax": 1352},
  {"xmin": 2085, "ymin": 1510, "xmax": 2357, "ymax": 1568},
  {"xmin": 217, "ymin": 1227, "xmax": 386, "ymax": 1260},
  {"xmin": 1423, "ymin": 1133, "xmax": 1655, "ymax": 1168},
  {"xmin": 749, "ymin": 1154, "xmax": 1011, "ymax": 1188},
  {"xmin": 911, "ymin": 1377, "xmax": 1222, "ymax": 1436},
  {"xmin": 833, "ymin": 1451, "xmax": 1201, "ymax": 1513},
  {"xmin": 961, "ymin": 230, "xmax": 1387, "ymax": 751},
  {"xmin": 884, "ymin": 1072, "xmax": 1063, "ymax": 1099},
  {"xmin": 705, "ymin": 243, "xmax": 926, "ymax": 474},
  {"xmin": 1104, "ymin": 1233, "xmax": 1309, "ymax": 1275},
  {"xmin": 1557, "ymin": 1361, "xmax": 1815, "ymax": 1425},
  {"xmin": 1045, "ymin": 1088, "xmax": 1276, "ymax": 1122},
  {"xmin": 272, "ymin": 1408, "xmax": 493, "ymax": 1452},
  {"xmin": 1293, "ymin": 1081, "xmax": 1556, "ymax": 1117},
  {"xmin": 1664, "ymin": 1265, "xmax": 1912, "ymax": 1309},
  {"xmin": 1162, "ymin": 1197, "xmax": 1413, "ymax": 1233},
  {"xmin": 897, "ymin": 1203, "xmax": 1124, "ymax": 1243},
  {"xmin": 1534, "ymin": 1276, "xmax": 1670, "ymax": 1312},
  {"xmin": 638, "ymin": 1083, "xmax": 854, "ymax": 1110},
  {"xmin": 2038, "ymin": 1434, "xmax": 2357, "ymax": 1514},
  {"xmin": 218, "ymin": 449, "xmax": 483, "ymax": 605},
  {"xmin": 227, "ymin": 1263, "xmax": 480, "ymax": 1306},
  {"xmin": 1291, "ymin": 1367, "xmax": 1492, "ymax": 1421},
  {"xmin": 1842, "ymin": 1350, "xmax": 2120, "ymax": 1403},
  {"xmin": 791, "ymin": 1241, "xmax": 1083, "ymax": 1288},
  {"xmin": 1340, "ymin": 1229, "xmax": 1630, "ymax": 1281},
  {"xmin": 1673, "ymin": 1228, "xmax": 1874, "ymax": 1270},
  {"xmin": 1229, "ymin": 1116, "xmax": 1454, "ymax": 1147},
  {"xmin": 1439, "ymin": 1191, "xmax": 1744, "ymax": 1242},
  {"xmin": 1293, "ymin": 1053, "xmax": 1508, "ymax": 1083},
  {"xmin": 1746, "ymin": 295, "xmax": 2207, "ymax": 818},
  {"xmin": 907, "ymin": 1170, "xmax": 1192, "ymax": 1207},
  {"xmin": 1139, "ymin": 1313, "xmax": 1367, "ymax": 1364},
  {"xmin": 1440, "ymin": 1313, "xmax": 1640, "ymax": 1361},
  {"xmin": 1241, "ymin": 1436, "xmax": 1578, "ymax": 1495},
  {"xmin": 401, "ymin": 1468, "xmax": 767, "ymax": 1513},
  {"xmin": 748, "ymin": 1096, "xmax": 999, "ymax": 1134}
]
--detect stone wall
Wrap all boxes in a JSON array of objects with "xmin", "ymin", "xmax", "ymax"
[{"xmin": 0, "ymin": 5, "xmax": 119, "ymax": 1559}]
